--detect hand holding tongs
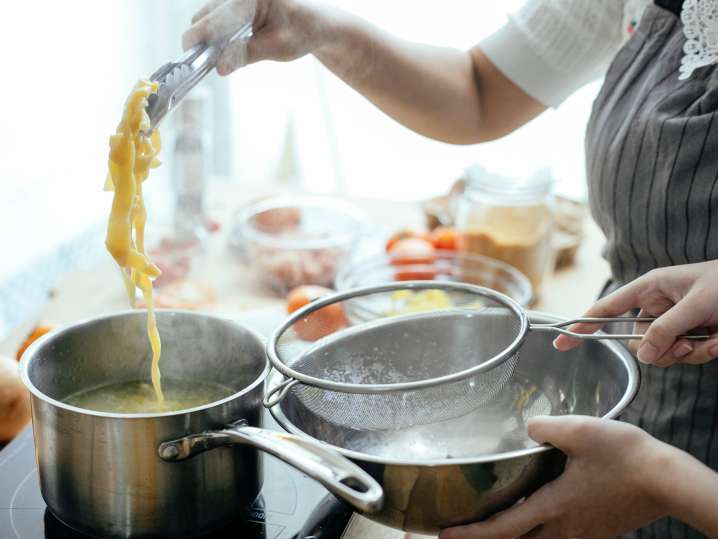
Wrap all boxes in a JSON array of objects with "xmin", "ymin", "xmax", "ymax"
[
  {"xmin": 533, "ymin": 317, "xmax": 711, "ymax": 340},
  {"xmin": 144, "ymin": 22, "xmax": 253, "ymax": 135}
]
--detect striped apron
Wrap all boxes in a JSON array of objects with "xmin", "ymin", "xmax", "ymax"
[{"xmin": 585, "ymin": 2, "xmax": 718, "ymax": 538}]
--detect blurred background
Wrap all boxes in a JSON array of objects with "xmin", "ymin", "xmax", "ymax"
[{"xmin": 0, "ymin": 0, "xmax": 602, "ymax": 338}]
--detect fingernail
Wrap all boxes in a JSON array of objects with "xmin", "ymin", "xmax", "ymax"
[
  {"xmin": 637, "ymin": 341, "xmax": 658, "ymax": 363},
  {"xmin": 552, "ymin": 338, "xmax": 560, "ymax": 350},
  {"xmin": 673, "ymin": 343, "xmax": 693, "ymax": 360}
]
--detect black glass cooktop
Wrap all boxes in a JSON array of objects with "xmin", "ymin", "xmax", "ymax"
[{"xmin": 0, "ymin": 414, "xmax": 352, "ymax": 539}]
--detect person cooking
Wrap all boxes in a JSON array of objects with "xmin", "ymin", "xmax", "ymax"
[
  {"xmin": 442, "ymin": 260, "xmax": 718, "ymax": 539},
  {"xmin": 183, "ymin": 0, "xmax": 718, "ymax": 537}
]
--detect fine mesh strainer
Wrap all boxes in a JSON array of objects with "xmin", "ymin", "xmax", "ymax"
[{"xmin": 264, "ymin": 281, "xmax": 707, "ymax": 431}]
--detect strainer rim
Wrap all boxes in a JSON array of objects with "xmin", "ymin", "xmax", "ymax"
[
  {"xmin": 266, "ymin": 281, "xmax": 529, "ymax": 394},
  {"xmin": 267, "ymin": 312, "xmax": 641, "ymax": 466}
]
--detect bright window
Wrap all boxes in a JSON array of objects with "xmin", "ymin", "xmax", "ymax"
[{"xmin": 230, "ymin": 0, "xmax": 601, "ymax": 201}]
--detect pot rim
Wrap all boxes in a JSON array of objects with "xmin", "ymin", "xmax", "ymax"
[
  {"xmin": 268, "ymin": 310, "xmax": 641, "ymax": 467},
  {"xmin": 19, "ymin": 309, "xmax": 271, "ymax": 419}
]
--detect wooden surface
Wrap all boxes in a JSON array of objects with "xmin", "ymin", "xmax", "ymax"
[{"xmin": 0, "ymin": 184, "xmax": 611, "ymax": 539}]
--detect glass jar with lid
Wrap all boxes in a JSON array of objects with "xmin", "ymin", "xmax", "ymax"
[{"xmin": 455, "ymin": 166, "xmax": 555, "ymax": 299}]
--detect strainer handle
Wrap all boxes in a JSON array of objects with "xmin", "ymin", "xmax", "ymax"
[
  {"xmin": 263, "ymin": 378, "xmax": 299, "ymax": 408},
  {"xmin": 532, "ymin": 317, "xmax": 711, "ymax": 340}
]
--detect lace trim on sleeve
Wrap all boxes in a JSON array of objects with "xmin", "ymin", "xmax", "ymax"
[{"xmin": 680, "ymin": 0, "xmax": 718, "ymax": 80}]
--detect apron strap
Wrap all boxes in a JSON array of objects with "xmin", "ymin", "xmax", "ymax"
[{"xmin": 654, "ymin": 0, "xmax": 682, "ymax": 16}]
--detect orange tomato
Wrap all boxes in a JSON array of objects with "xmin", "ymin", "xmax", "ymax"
[
  {"xmin": 16, "ymin": 326, "xmax": 53, "ymax": 361},
  {"xmin": 388, "ymin": 237, "xmax": 437, "ymax": 266},
  {"xmin": 286, "ymin": 285, "xmax": 347, "ymax": 341},
  {"xmin": 429, "ymin": 226, "xmax": 460, "ymax": 251}
]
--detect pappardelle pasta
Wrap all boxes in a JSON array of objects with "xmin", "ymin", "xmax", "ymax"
[{"xmin": 104, "ymin": 80, "xmax": 164, "ymax": 402}]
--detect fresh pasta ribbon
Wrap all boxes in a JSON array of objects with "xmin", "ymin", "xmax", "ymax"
[{"xmin": 105, "ymin": 80, "xmax": 164, "ymax": 402}]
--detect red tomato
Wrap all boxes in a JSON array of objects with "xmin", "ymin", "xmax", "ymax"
[
  {"xmin": 429, "ymin": 226, "xmax": 460, "ymax": 251},
  {"xmin": 16, "ymin": 326, "xmax": 53, "ymax": 361},
  {"xmin": 420, "ymin": 232, "xmax": 433, "ymax": 242},
  {"xmin": 385, "ymin": 229, "xmax": 433, "ymax": 252},
  {"xmin": 286, "ymin": 285, "xmax": 347, "ymax": 341},
  {"xmin": 388, "ymin": 238, "xmax": 437, "ymax": 266},
  {"xmin": 394, "ymin": 268, "xmax": 439, "ymax": 281},
  {"xmin": 385, "ymin": 229, "xmax": 416, "ymax": 252}
]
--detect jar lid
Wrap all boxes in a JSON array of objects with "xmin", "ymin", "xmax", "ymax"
[{"xmin": 463, "ymin": 165, "xmax": 553, "ymax": 201}]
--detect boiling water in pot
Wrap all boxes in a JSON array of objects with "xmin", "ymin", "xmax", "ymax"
[{"xmin": 64, "ymin": 379, "xmax": 235, "ymax": 413}]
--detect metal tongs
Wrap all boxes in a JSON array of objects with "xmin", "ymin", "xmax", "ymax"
[{"xmin": 144, "ymin": 22, "xmax": 253, "ymax": 134}]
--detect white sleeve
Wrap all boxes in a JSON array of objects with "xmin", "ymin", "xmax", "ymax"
[{"xmin": 479, "ymin": 0, "xmax": 630, "ymax": 108}]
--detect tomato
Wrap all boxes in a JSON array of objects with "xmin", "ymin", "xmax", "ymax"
[
  {"xmin": 388, "ymin": 237, "xmax": 437, "ymax": 265},
  {"xmin": 385, "ymin": 229, "xmax": 432, "ymax": 252},
  {"xmin": 286, "ymin": 285, "xmax": 347, "ymax": 341},
  {"xmin": 388, "ymin": 238, "xmax": 438, "ymax": 281},
  {"xmin": 16, "ymin": 326, "xmax": 53, "ymax": 361},
  {"xmin": 419, "ymin": 232, "xmax": 432, "ymax": 243},
  {"xmin": 385, "ymin": 229, "xmax": 416, "ymax": 252},
  {"xmin": 394, "ymin": 268, "xmax": 438, "ymax": 281},
  {"xmin": 429, "ymin": 226, "xmax": 460, "ymax": 251}
]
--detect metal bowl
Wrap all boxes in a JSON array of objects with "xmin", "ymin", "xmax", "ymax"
[{"xmin": 268, "ymin": 311, "xmax": 639, "ymax": 533}]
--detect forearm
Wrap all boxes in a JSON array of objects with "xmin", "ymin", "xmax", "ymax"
[
  {"xmin": 310, "ymin": 5, "xmax": 534, "ymax": 144},
  {"xmin": 190, "ymin": 0, "xmax": 545, "ymax": 143},
  {"xmin": 657, "ymin": 444, "xmax": 718, "ymax": 537}
]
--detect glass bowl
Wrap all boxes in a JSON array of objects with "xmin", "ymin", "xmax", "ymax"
[
  {"xmin": 335, "ymin": 249, "xmax": 533, "ymax": 307},
  {"xmin": 232, "ymin": 195, "xmax": 368, "ymax": 295}
]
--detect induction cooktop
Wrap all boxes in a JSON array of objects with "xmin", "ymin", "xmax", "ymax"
[{"xmin": 0, "ymin": 414, "xmax": 353, "ymax": 539}]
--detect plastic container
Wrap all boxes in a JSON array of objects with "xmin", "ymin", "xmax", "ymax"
[
  {"xmin": 455, "ymin": 166, "xmax": 554, "ymax": 298},
  {"xmin": 131, "ymin": 221, "xmax": 216, "ymax": 310},
  {"xmin": 335, "ymin": 249, "xmax": 533, "ymax": 307},
  {"xmin": 233, "ymin": 195, "xmax": 367, "ymax": 294}
]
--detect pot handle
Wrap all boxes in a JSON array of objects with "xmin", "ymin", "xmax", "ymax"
[{"xmin": 158, "ymin": 420, "xmax": 383, "ymax": 514}]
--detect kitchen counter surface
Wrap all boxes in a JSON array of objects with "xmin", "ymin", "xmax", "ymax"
[
  {"xmin": 0, "ymin": 184, "xmax": 610, "ymax": 354},
  {"xmin": 1, "ymin": 183, "xmax": 610, "ymax": 539}
]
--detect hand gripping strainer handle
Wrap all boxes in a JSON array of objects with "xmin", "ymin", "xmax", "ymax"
[{"xmin": 532, "ymin": 317, "xmax": 711, "ymax": 340}]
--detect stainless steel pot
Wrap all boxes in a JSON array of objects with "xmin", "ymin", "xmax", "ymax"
[
  {"xmin": 19, "ymin": 310, "xmax": 382, "ymax": 539},
  {"xmin": 268, "ymin": 311, "xmax": 640, "ymax": 534}
]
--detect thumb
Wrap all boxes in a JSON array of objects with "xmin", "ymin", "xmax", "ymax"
[
  {"xmin": 216, "ymin": 30, "xmax": 289, "ymax": 74},
  {"xmin": 216, "ymin": 36, "xmax": 251, "ymax": 74},
  {"xmin": 528, "ymin": 415, "xmax": 596, "ymax": 455},
  {"xmin": 553, "ymin": 278, "xmax": 646, "ymax": 351}
]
